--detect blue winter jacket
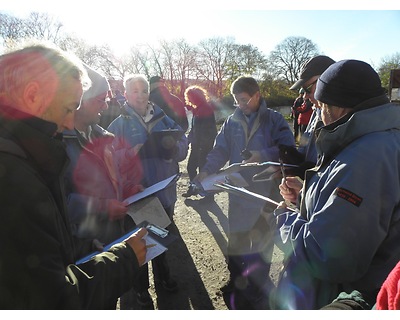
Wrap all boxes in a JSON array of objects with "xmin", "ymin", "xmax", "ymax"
[
  {"xmin": 201, "ymin": 99, "xmax": 295, "ymax": 231},
  {"xmin": 108, "ymin": 102, "xmax": 188, "ymax": 209},
  {"xmin": 272, "ymin": 101, "xmax": 400, "ymax": 309}
]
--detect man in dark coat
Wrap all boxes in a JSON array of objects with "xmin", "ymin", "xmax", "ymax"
[{"xmin": 0, "ymin": 42, "xmax": 147, "ymax": 309}]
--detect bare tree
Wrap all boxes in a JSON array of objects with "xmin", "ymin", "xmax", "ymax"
[
  {"xmin": 127, "ymin": 44, "xmax": 152, "ymax": 76},
  {"xmin": 25, "ymin": 12, "xmax": 63, "ymax": 43},
  {"xmin": 174, "ymin": 39, "xmax": 197, "ymax": 96},
  {"xmin": 0, "ymin": 12, "xmax": 64, "ymax": 50},
  {"xmin": 146, "ymin": 42, "xmax": 164, "ymax": 78},
  {"xmin": 156, "ymin": 39, "xmax": 197, "ymax": 97},
  {"xmin": 195, "ymin": 37, "xmax": 236, "ymax": 98},
  {"xmin": 0, "ymin": 11, "xmax": 337, "ymax": 107},
  {"xmin": 158, "ymin": 40, "xmax": 176, "ymax": 88},
  {"xmin": 106, "ymin": 52, "xmax": 133, "ymax": 80},
  {"xmin": 0, "ymin": 13, "xmax": 26, "ymax": 49},
  {"xmin": 267, "ymin": 36, "xmax": 320, "ymax": 84}
]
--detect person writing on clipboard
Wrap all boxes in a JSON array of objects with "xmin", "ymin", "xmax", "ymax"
[
  {"xmin": 0, "ymin": 42, "xmax": 148, "ymax": 309},
  {"xmin": 193, "ymin": 76, "xmax": 296, "ymax": 309},
  {"xmin": 267, "ymin": 60, "xmax": 400, "ymax": 310},
  {"xmin": 107, "ymin": 74, "xmax": 188, "ymax": 308}
]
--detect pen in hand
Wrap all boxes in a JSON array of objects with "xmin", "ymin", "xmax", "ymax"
[
  {"xmin": 145, "ymin": 243, "xmax": 157, "ymax": 249},
  {"xmin": 280, "ymin": 159, "xmax": 297, "ymax": 210},
  {"xmin": 279, "ymin": 158, "xmax": 287, "ymax": 186}
]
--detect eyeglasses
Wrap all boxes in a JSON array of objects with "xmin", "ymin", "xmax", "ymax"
[
  {"xmin": 303, "ymin": 80, "xmax": 317, "ymax": 95},
  {"xmin": 233, "ymin": 95, "xmax": 253, "ymax": 107}
]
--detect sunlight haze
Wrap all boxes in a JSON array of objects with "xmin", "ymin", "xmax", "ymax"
[{"xmin": 1, "ymin": 1, "xmax": 399, "ymax": 67}]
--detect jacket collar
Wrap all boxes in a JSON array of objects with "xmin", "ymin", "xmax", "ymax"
[
  {"xmin": 316, "ymin": 103, "xmax": 400, "ymax": 162},
  {"xmin": 0, "ymin": 104, "xmax": 68, "ymax": 176}
]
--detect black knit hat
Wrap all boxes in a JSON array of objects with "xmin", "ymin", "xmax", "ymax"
[
  {"xmin": 290, "ymin": 55, "xmax": 335, "ymax": 91},
  {"xmin": 149, "ymin": 76, "xmax": 164, "ymax": 85},
  {"xmin": 315, "ymin": 59, "xmax": 385, "ymax": 108}
]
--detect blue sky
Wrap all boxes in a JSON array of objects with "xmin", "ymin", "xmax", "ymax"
[{"xmin": 1, "ymin": 1, "xmax": 400, "ymax": 67}]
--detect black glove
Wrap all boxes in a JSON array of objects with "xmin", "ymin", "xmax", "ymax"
[
  {"xmin": 278, "ymin": 144, "xmax": 305, "ymax": 164},
  {"xmin": 279, "ymin": 144, "xmax": 315, "ymax": 179}
]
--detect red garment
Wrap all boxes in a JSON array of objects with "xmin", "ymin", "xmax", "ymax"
[
  {"xmin": 297, "ymin": 100, "xmax": 313, "ymax": 126},
  {"xmin": 376, "ymin": 261, "xmax": 400, "ymax": 310}
]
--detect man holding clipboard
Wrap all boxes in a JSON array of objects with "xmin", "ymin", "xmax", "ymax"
[{"xmin": 108, "ymin": 74, "xmax": 188, "ymax": 308}]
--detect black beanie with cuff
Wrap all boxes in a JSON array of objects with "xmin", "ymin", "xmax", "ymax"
[{"xmin": 315, "ymin": 59, "xmax": 385, "ymax": 108}]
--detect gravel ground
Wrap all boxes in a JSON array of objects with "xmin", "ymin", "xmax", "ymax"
[{"xmin": 117, "ymin": 160, "xmax": 284, "ymax": 310}]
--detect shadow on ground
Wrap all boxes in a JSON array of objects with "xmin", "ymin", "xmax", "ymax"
[
  {"xmin": 183, "ymin": 196, "xmax": 228, "ymax": 254},
  {"xmin": 119, "ymin": 221, "xmax": 217, "ymax": 310}
]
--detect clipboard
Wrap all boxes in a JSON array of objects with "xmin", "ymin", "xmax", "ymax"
[
  {"xmin": 213, "ymin": 182, "xmax": 296, "ymax": 212},
  {"xmin": 196, "ymin": 161, "xmax": 299, "ymax": 192},
  {"xmin": 252, "ymin": 162, "xmax": 299, "ymax": 182},
  {"xmin": 126, "ymin": 196, "xmax": 171, "ymax": 228},
  {"xmin": 75, "ymin": 221, "xmax": 177, "ymax": 265},
  {"xmin": 123, "ymin": 173, "xmax": 180, "ymax": 205},
  {"xmin": 197, "ymin": 172, "xmax": 249, "ymax": 193},
  {"xmin": 138, "ymin": 129, "xmax": 184, "ymax": 159}
]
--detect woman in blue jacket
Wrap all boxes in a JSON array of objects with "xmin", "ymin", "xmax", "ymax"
[{"xmin": 108, "ymin": 74, "xmax": 188, "ymax": 307}]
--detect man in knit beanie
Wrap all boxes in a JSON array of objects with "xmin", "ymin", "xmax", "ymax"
[
  {"xmin": 82, "ymin": 63, "xmax": 111, "ymax": 101},
  {"xmin": 64, "ymin": 62, "xmax": 143, "ymax": 238},
  {"xmin": 63, "ymin": 65, "xmax": 144, "ymax": 309},
  {"xmin": 315, "ymin": 59, "xmax": 388, "ymax": 110},
  {"xmin": 268, "ymin": 59, "xmax": 400, "ymax": 309}
]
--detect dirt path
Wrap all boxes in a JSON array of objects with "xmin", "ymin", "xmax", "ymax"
[{"xmin": 118, "ymin": 160, "xmax": 284, "ymax": 310}]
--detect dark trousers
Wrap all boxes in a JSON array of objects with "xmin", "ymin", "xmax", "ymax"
[
  {"xmin": 293, "ymin": 114, "xmax": 299, "ymax": 140},
  {"xmin": 134, "ymin": 252, "xmax": 170, "ymax": 292},
  {"xmin": 226, "ymin": 214, "xmax": 275, "ymax": 307},
  {"xmin": 187, "ymin": 145, "xmax": 210, "ymax": 181},
  {"xmin": 122, "ymin": 204, "xmax": 174, "ymax": 291},
  {"xmin": 299, "ymin": 123, "xmax": 308, "ymax": 135}
]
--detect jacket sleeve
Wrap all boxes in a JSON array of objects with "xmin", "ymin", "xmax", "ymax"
[
  {"xmin": 162, "ymin": 114, "xmax": 189, "ymax": 162},
  {"xmin": 0, "ymin": 156, "xmax": 140, "ymax": 309},
  {"xmin": 174, "ymin": 133, "xmax": 188, "ymax": 162},
  {"xmin": 70, "ymin": 242, "xmax": 140, "ymax": 309},
  {"xmin": 259, "ymin": 111, "xmax": 296, "ymax": 162},
  {"xmin": 274, "ymin": 138, "xmax": 400, "ymax": 283}
]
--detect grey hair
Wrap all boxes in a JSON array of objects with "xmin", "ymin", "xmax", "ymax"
[{"xmin": 124, "ymin": 74, "xmax": 149, "ymax": 93}]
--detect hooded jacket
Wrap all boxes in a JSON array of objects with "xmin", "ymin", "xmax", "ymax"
[{"xmin": 272, "ymin": 102, "xmax": 400, "ymax": 309}]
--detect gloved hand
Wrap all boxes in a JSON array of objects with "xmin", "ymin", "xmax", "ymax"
[{"xmin": 279, "ymin": 144, "xmax": 305, "ymax": 164}]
